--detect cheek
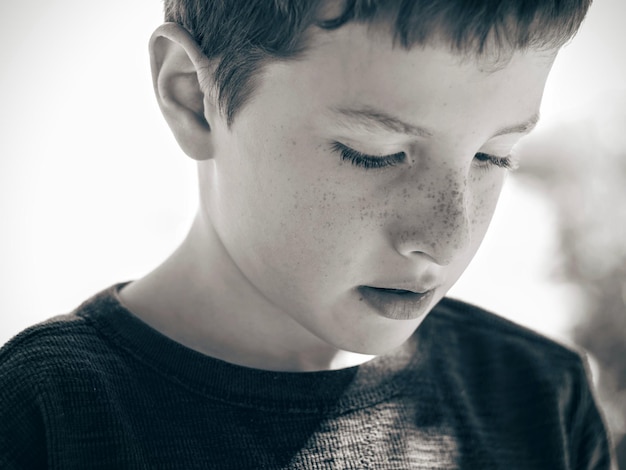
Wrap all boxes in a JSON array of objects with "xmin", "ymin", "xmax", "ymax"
[
  {"xmin": 212, "ymin": 133, "xmax": 360, "ymax": 290},
  {"xmin": 275, "ymin": 175, "xmax": 373, "ymax": 275},
  {"xmin": 469, "ymin": 173, "xmax": 506, "ymax": 248}
]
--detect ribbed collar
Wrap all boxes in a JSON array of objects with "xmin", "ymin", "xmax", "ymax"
[{"xmin": 77, "ymin": 283, "xmax": 434, "ymax": 414}]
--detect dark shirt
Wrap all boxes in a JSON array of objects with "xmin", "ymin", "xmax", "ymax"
[{"xmin": 0, "ymin": 283, "xmax": 614, "ymax": 469}]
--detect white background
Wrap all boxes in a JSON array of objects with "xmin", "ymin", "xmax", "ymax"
[{"xmin": 1, "ymin": 0, "xmax": 625, "ymax": 346}]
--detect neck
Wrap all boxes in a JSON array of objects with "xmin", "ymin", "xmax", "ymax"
[{"xmin": 118, "ymin": 213, "xmax": 376, "ymax": 372}]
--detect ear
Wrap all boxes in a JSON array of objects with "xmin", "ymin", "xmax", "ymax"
[{"xmin": 149, "ymin": 23, "xmax": 218, "ymax": 161}]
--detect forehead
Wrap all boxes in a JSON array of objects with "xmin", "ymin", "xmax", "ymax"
[{"xmin": 249, "ymin": 23, "xmax": 555, "ymax": 140}]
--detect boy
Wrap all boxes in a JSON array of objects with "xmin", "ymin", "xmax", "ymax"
[{"xmin": 0, "ymin": 0, "xmax": 615, "ymax": 468}]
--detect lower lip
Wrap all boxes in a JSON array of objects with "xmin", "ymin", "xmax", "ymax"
[{"xmin": 357, "ymin": 286, "xmax": 435, "ymax": 321}]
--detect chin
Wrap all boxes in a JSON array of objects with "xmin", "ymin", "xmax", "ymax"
[{"xmin": 328, "ymin": 317, "xmax": 426, "ymax": 357}]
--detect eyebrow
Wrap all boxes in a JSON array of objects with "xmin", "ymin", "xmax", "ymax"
[
  {"xmin": 492, "ymin": 113, "xmax": 540, "ymax": 137},
  {"xmin": 331, "ymin": 106, "xmax": 434, "ymax": 138},
  {"xmin": 331, "ymin": 106, "xmax": 540, "ymax": 138}
]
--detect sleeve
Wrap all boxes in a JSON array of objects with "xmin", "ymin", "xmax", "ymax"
[
  {"xmin": 569, "ymin": 353, "xmax": 617, "ymax": 470},
  {"xmin": 0, "ymin": 339, "xmax": 49, "ymax": 470}
]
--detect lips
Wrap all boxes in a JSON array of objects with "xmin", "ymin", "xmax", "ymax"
[{"xmin": 357, "ymin": 285, "xmax": 435, "ymax": 321}]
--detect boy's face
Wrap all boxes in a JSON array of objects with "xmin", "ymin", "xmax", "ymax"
[{"xmin": 199, "ymin": 23, "xmax": 555, "ymax": 355}]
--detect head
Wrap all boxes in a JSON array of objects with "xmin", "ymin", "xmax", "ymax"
[{"xmin": 151, "ymin": 0, "xmax": 591, "ymax": 357}]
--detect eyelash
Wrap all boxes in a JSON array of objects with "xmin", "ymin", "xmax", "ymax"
[
  {"xmin": 473, "ymin": 152, "xmax": 518, "ymax": 171},
  {"xmin": 331, "ymin": 142, "xmax": 406, "ymax": 169},
  {"xmin": 332, "ymin": 142, "xmax": 516, "ymax": 171}
]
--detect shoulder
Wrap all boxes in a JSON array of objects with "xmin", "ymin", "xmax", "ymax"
[
  {"xmin": 0, "ymin": 312, "xmax": 96, "ymax": 425},
  {"xmin": 426, "ymin": 298, "xmax": 615, "ymax": 468},
  {"xmin": 0, "ymin": 286, "xmax": 127, "ymax": 389},
  {"xmin": 429, "ymin": 296, "xmax": 585, "ymax": 366},
  {"xmin": 423, "ymin": 297, "xmax": 592, "ymax": 414},
  {"xmin": 2, "ymin": 310, "xmax": 96, "ymax": 351},
  {"xmin": 0, "ymin": 286, "xmax": 133, "ymax": 468}
]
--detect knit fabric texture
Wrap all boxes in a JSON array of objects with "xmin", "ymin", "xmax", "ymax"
[{"xmin": 0, "ymin": 283, "xmax": 614, "ymax": 469}]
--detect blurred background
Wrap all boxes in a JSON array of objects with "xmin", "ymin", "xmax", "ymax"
[{"xmin": 1, "ymin": 0, "xmax": 624, "ymax": 465}]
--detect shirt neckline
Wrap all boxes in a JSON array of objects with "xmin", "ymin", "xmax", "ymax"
[{"xmin": 76, "ymin": 283, "xmax": 430, "ymax": 414}]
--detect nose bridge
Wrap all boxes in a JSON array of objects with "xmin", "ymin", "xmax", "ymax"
[{"xmin": 391, "ymin": 165, "xmax": 471, "ymax": 266}]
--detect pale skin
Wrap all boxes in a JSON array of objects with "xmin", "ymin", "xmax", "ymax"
[{"xmin": 119, "ymin": 21, "xmax": 556, "ymax": 372}]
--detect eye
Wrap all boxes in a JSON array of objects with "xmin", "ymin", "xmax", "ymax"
[
  {"xmin": 331, "ymin": 142, "xmax": 406, "ymax": 169},
  {"xmin": 473, "ymin": 152, "xmax": 518, "ymax": 171}
]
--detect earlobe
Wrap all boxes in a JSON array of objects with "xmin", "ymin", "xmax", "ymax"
[{"xmin": 150, "ymin": 23, "xmax": 218, "ymax": 161}]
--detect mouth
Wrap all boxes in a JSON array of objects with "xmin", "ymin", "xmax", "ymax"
[{"xmin": 357, "ymin": 285, "xmax": 436, "ymax": 321}]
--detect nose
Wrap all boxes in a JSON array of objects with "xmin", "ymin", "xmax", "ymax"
[{"xmin": 390, "ymin": 168, "xmax": 472, "ymax": 266}]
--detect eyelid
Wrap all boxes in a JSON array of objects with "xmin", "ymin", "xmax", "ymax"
[
  {"xmin": 331, "ymin": 142, "xmax": 406, "ymax": 169},
  {"xmin": 332, "ymin": 136, "xmax": 409, "ymax": 155},
  {"xmin": 332, "ymin": 141, "xmax": 519, "ymax": 172}
]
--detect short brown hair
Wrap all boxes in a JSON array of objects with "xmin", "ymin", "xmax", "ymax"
[{"xmin": 164, "ymin": 0, "xmax": 592, "ymax": 125}]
